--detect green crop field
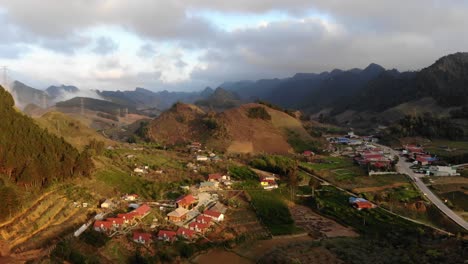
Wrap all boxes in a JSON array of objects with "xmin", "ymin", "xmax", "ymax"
[{"xmin": 247, "ymin": 190, "xmax": 300, "ymax": 235}]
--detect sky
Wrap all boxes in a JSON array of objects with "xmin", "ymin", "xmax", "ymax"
[{"xmin": 0, "ymin": 0, "xmax": 467, "ymax": 91}]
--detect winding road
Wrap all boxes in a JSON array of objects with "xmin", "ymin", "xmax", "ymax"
[{"xmin": 380, "ymin": 145, "xmax": 468, "ymax": 231}]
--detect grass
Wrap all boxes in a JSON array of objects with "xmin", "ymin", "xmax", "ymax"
[
  {"xmin": 429, "ymin": 176, "xmax": 468, "ymax": 212},
  {"xmin": 110, "ymin": 148, "xmax": 186, "ymax": 170},
  {"xmin": 34, "ymin": 111, "xmax": 111, "ymax": 151},
  {"xmin": 424, "ymin": 139, "xmax": 468, "ymax": 163},
  {"xmin": 300, "ymin": 156, "xmax": 355, "ymax": 171},
  {"xmin": 285, "ymin": 129, "xmax": 323, "ymax": 153},
  {"xmin": 94, "ymin": 166, "xmax": 177, "ymax": 200}
]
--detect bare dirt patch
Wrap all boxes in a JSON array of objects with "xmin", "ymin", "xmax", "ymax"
[
  {"xmin": 227, "ymin": 141, "xmax": 254, "ymax": 154},
  {"xmin": 193, "ymin": 249, "xmax": 253, "ymax": 264},
  {"xmin": 289, "ymin": 205, "xmax": 358, "ymax": 238}
]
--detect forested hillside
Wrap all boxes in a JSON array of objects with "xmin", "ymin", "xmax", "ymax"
[{"xmin": 0, "ymin": 86, "xmax": 92, "ymax": 188}]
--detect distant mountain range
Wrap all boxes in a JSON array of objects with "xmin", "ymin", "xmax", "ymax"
[
  {"xmin": 8, "ymin": 52, "xmax": 468, "ymax": 127},
  {"xmin": 220, "ymin": 52, "xmax": 468, "ymax": 127},
  {"xmin": 220, "ymin": 63, "xmax": 386, "ymax": 111},
  {"xmin": 97, "ymin": 87, "xmax": 214, "ymax": 110}
]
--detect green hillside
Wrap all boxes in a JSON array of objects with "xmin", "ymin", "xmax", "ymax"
[
  {"xmin": 0, "ymin": 86, "xmax": 92, "ymax": 188},
  {"xmin": 35, "ymin": 111, "xmax": 114, "ymax": 151}
]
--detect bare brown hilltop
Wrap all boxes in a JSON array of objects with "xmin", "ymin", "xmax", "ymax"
[{"xmin": 147, "ymin": 102, "xmax": 317, "ymax": 154}]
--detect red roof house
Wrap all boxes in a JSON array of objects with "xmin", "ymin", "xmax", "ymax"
[
  {"xmin": 93, "ymin": 221, "xmax": 113, "ymax": 232},
  {"xmin": 353, "ymin": 201, "xmax": 375, "ymax": 210},
  {"xmin": 188, "ymin": 221, "xmax": 210, "ymax": 234},
  {"xmin": 196, "ymin": 215, "xmax": 212, "ymax": 225},
  {"xmin": 176, "ymin": 194, "xmax": 197, "ymax": 209},
  {"xmin": 303, "ymin": 150, "xmax": 315, "ymax": 157},
  {"xmin": 106, "ymin": 218, "xmax": 125, "ymax": 227},
  {"xmin": 117, "ymin": 212, "xmax": 138, "ymax": 223},
  {"xmin": 133, "ymin": 232, "xmax": 153, "ymax": 244},
  {"xmin": 204, "ymin": 210, "xmax": 224, "ymax": 222},
  {"xmin": 133, "ymin": 204, "xmax": 151, "ymax": 217},
  {"xmin": 208, "ymin": 173, "xmax": 222, "ymax": 181},
  {"xmin": 177, "ymin": 227, "xmax": 196, "ymax": 240},
  {"xmin": 157, "ymin": 230, "xmax": 177, "ymax": 242}
]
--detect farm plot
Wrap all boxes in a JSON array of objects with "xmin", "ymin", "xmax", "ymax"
[
  {"xmin": 430, "ymin": 176, "xmax": 468, "ymax": 219},
  {"xmin": 289, "ymin": 205, "xmax": 358, "ymax": 239},
  {"xmin": 227, "ymin": 208, "xmax": 271, "ymax": 241}
]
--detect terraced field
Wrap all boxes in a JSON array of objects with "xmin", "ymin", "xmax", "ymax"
[
  {"xmin": 0, "ymin": 188, "xmax": 92, "ymax": 258},
  {"xmin": 227, "ymin": 208, "xmax": 271, "ymax": 241}
]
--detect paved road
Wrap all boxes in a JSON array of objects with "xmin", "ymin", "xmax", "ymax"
[{"xmin": 380, "ymin": 145, "xmax": 468, "ymax": 231}]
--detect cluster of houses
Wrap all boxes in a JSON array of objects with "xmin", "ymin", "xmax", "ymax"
[
  {"xmin": 354, "ymin": 146, "xmax": 394, "ymax": 171},
  {"xmin": 187, "ymin": 142, "xmax": 222, "ymax": 163},
  {"xmin": 151, "ymin": 194, "xmax": 226, "ymax": 244},
  {"xmin": 94, "ymin": 204, "xmax": 151, "ymax": 234},
  {"xmin": 328, "ymin": 131, "xmax": 379, "ymax": 146},
  {"xmin": 402, "ymin": 145, "xmax": 438, "ymax": 166},
  {"xmin": 349, "ymin": 197, "xmax": 376, "ymax": 211},
  {"xmin": 402, "ymin": 145, "xmax": 459, "ymax": 176},
  {"xmin": 198, "ymin": 173, "xmax": 233, "ymax": 191},
  {"xmin": 93, "ymin": 192, "xmax": 227, "ymax": 245}
]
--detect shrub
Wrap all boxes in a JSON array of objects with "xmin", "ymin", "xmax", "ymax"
[{"xmin": 247, "ymin": 107, "xmax": 271, "ymax": 120}]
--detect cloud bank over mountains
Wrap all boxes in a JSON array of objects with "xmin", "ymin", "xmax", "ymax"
[{"xmin": 0, "ymin": 0, "xmax": 467, "ymax": 91}]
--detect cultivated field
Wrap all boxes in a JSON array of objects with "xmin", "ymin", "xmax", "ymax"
[
  {"xmin": 289, "ymin": 205, "xmax": 358, "ymax": 238},
  {"xmin": 430, "ymin": 176, "xmax": 468, "ymax": 220}
]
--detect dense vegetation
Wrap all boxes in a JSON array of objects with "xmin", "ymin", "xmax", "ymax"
[
  {"xmin": 228, "ymin": 165, "xmax": 258, "ymax": 180},
  {"xmin": 0, "ymin": 86, "xmax": 92, "ymax": 187},
  {"xmin": 250, "ymin": 155, "xmax": 297, "ymax": 176},
  {"xmin": 389, "ymin": 114, "xmax": 465, "ymax": 140},
  {"xmin": 247, "ymin": 106, "xmax": 271, "ymax": 120},
  {"xmin": 285, "ymin": 129, "xmax": 323, "ymax": 153}
]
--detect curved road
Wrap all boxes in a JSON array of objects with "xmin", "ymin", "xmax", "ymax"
[{"xmin": 380, "ymin": 145, "xmax": 468, "ymax": 231}]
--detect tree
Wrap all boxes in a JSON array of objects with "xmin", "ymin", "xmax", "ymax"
[
  {"xmin": 309, "ymin": 178, "xmax": 321, "ymax": 197},
  {"xmin": 287, "ymin": 161, "xmax": 299, "ymax": 200}
]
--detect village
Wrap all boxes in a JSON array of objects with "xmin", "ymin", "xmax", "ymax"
[
  {"xmin": 67, "ymin": 134, "xmax": 466, "ymax": 261},
  {"xmin": 73, "ymin": 141, "xmax": 283, "ymax": 251},
  {"xmin": 327, "ymin": 131, "xmax": 461, "ymax": 177}
]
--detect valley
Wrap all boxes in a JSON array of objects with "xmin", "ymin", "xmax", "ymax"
[{"xmin": 1, "ymin": 52, "xmax": 468, "ymax": 264}]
